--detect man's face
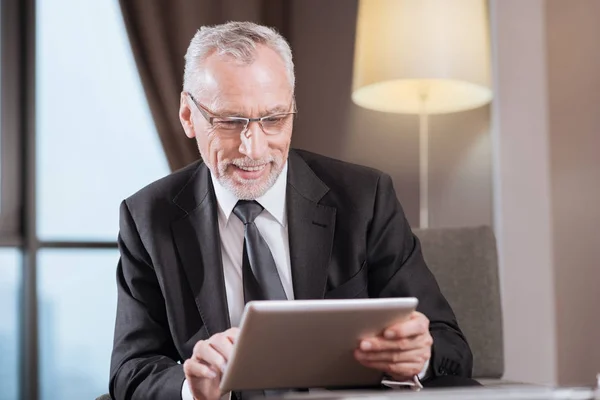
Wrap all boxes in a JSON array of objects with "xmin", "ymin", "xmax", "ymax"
[{"xmin": 179, "ymin": 45, "xmax": 294, "ymax": 200}]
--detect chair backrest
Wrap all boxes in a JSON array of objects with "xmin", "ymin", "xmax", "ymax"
[{"xmin": 413, "ymin": 225, "xmax": 504, "ymax": 379}]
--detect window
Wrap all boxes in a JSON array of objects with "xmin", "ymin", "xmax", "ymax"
[
  {"xmin": 1, "ymin": 1, "xmax": 23, "ymax": 398},
  {"xmin": 0, "ymin": 249, "xmax": 20, "ymax": 400},
  {"xmin": 34, "ymin": 0, "xmax": 169, "ymax": 398},
  {"xmin": 0, "ymin": 0, "xmax": 169, "ymax": 400},
  {"xmin": 36, "ymin": 0, "xmax": 168, "ymax": 241},
  {"xmin": 2, "ymin": 0, "xmax": 170, "ymax": 398},
  {"xmin": 38, "ymin": 250, "xmax": 119, "ymax": 399}
]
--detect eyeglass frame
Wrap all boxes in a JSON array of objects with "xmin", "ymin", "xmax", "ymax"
[{"xmin": 185, "ymin": 92, "xmax": 297, "ymax": 136}]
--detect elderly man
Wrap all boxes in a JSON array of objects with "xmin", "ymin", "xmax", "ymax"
[{"xmin": 109, "ymin": 21, "xmax": 474, "ymax": 400}]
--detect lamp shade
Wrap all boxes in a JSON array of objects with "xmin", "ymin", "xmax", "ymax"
[{"xmin": 352, "ymin": 0, "xmax": 493, "ymax": 114}]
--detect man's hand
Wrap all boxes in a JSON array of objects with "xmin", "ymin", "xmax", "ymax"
[
  {"xmin": 183, "ymin": 328, "xmax": 240, "ymax": 400},
  {"xmin": 354, "ymin": 311, "xmax": 433, "ymax": 381}
]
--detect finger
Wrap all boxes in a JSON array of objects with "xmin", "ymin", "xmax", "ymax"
[
  {"xmin": 183, "ymin": 359, "xmax": 218, "ymax": 380},
  {"xmin": 359, "ymin": 332, "xmax": 433, "ymax": 352},
  {"xmin": 209, "ymin": 334, "xmax": 235, "ymax": 363},
  {"xmin": 357, "ymin": 359, "xmax": 425, "ymax": 379},
  {"xmin": 224, "ymin": 327, "xmax": 240, "ymax": 343},
  {"xmin": 383, "ymin": 312, "xmax": 429, "ymax": 339},
  {"xmin": 184, "ymin": 359, "xmax": 223, "ymax": 400},
  {"xmin": 192, "ymin": 341, "xmax": 227, "ymax": 373},
  {"xmin": 354, "ymin": 347, "xmax": 430, "ymax": 364}
]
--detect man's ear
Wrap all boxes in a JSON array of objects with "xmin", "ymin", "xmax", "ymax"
[{"xmin": 179, "ymin": 92, "xmax": 196, "ymax": 139}]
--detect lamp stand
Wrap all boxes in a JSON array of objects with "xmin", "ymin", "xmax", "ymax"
[{"xmin": 418, "ymin": 93, "xmax": 429, "ymax": 229}]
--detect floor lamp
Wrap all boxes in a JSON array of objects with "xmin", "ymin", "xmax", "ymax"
[{"xmin": 351, "ymin": 0, "xmax": 493, "ymax": 229}]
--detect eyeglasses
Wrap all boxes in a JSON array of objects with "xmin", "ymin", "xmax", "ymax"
[{"xmin": 186, "ymin": 92, "xmax": 296, "ymax": 136}]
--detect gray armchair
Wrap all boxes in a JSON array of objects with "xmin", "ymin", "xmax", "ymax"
[{"xmin": 414, "ymin": 225, "xmax": 505, "ymax": 384}]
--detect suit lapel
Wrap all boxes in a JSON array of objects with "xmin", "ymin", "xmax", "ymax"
[
  {"xmin": 287, "ymin": 151, "xmax": 336, "ymax": 300},
  {"xmin": 170, "ymin": 152, "xmax": 336, "ymax": 333},
  {"xmin": 171, "ymin": 164, "xmax": 231, "ymax": 336}
]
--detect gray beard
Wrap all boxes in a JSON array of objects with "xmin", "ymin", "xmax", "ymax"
[{"xmin": 217, "ymin": 162, "xmax": 282, "ymax": 200}]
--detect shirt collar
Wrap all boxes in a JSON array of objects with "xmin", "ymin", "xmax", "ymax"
[{"xmin": 210, "ymin": 162, "xmax": 288, "ymax": 227}]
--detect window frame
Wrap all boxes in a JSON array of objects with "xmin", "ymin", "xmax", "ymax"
[
  {"xmin": 1, "ymin": 1, "xmax": 123, "ymax": 399},
  {"xmin": 0, "ymin": 0, "xmax": 24, "ymax": 245}
]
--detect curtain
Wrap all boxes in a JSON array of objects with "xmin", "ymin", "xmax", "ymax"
[{"xmin": 119, "ymin": 0, "xmax": 291, "ymax": 171}]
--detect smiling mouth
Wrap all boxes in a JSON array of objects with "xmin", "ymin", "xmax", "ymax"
[
  {"xmin": 231, "ymin": 163, "xmax": 270, "ymax": 179},
  {"xmin": 235, "ymin": 164, "xmax": 267, "ymax": 172}
]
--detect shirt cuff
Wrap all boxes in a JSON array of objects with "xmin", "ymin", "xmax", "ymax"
[
  {"xmin": 381, "ymin": 359, "xmax": 430, "ymax": 390},
  {"xmin": 418, "ymin": 358, "xmax": 431, "ymax": 380},
  {"xmin": 182, "ymin": 379, "xmax": 231, "ymax": 400},
  {"xmin": 182, "ymin": 379, "xmax": 194, "ymax": 400}
]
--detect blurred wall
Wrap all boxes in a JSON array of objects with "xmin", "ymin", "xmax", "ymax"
[
  {"xmin": 546, "ymin": 0, "xmax": 600, "ymax": 386},
  {"xmin": 288, "ymin": 0, "xmax": 493, "ymax": 229},
  {"xmin": 490, "ymin": 0, "xmax": 557, "ymax": 385},
  {"xmin": 492, "ymin": 0, "xmax": 600, "ymax": 386}
]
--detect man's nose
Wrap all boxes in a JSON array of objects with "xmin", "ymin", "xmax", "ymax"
[{"xmin": 239, "ymin": 121, "xmax": 269, "ymax": 160}]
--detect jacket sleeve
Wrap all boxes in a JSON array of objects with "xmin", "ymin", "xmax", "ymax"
[
  {"xmin": 109, "ymin": 200, "xmax": 185, "ymax": 399},
  {"xmin": 366, "ymin": 173, "xmax": 473, "ymax": 379}
]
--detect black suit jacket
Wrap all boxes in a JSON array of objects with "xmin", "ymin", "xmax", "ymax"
[{"xmin": 109, "ymin": 149, "xmax": 472, "ymax": 400}]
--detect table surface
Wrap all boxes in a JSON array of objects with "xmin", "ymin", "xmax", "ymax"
[{"xmin": 252, "ymin": 386, "xmax": 600, "ymax": 400}]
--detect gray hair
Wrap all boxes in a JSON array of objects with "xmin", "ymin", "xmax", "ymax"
[{"xmin": 183, "ymin": 21, "xmax": 295, "ymax": 96}]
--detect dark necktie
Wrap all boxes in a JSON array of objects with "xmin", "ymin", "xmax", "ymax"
[
  {"xmin": 233, "ymin": 201, "xmax": 292, "ymax": 399},
  {"xmin": 232, "ymin": 200, "xmax": 287, "ymax": 303}
]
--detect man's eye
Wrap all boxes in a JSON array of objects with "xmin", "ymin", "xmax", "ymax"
[
  {"xmin": 214, "ymin": 119, "xmax": 245, "ymax": 130},
  {"xmin": 262, "ymin": 116, "xmax": 286, "ymax": 125}
]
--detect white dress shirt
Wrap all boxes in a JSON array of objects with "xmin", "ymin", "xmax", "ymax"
[
  {"xmin": 183, "ymin": 163, "xmax": 292, "ymax": 399},
  {"xmin": 182, "ymin": 162, "xmax": 427, "ymax": 399},
  {"xmin": 212, "ymin": 162, "xmax": 294, "ymax": 327}
]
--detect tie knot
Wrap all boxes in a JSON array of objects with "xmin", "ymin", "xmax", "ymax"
[{"xmin": 233, "ymin": 200, "xmax": 264, "ymax": 225}]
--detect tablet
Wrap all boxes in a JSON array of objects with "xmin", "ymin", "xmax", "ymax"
[{"xmin": 220, "ymin": 297, "xmax": 418, "ymax": 392}]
